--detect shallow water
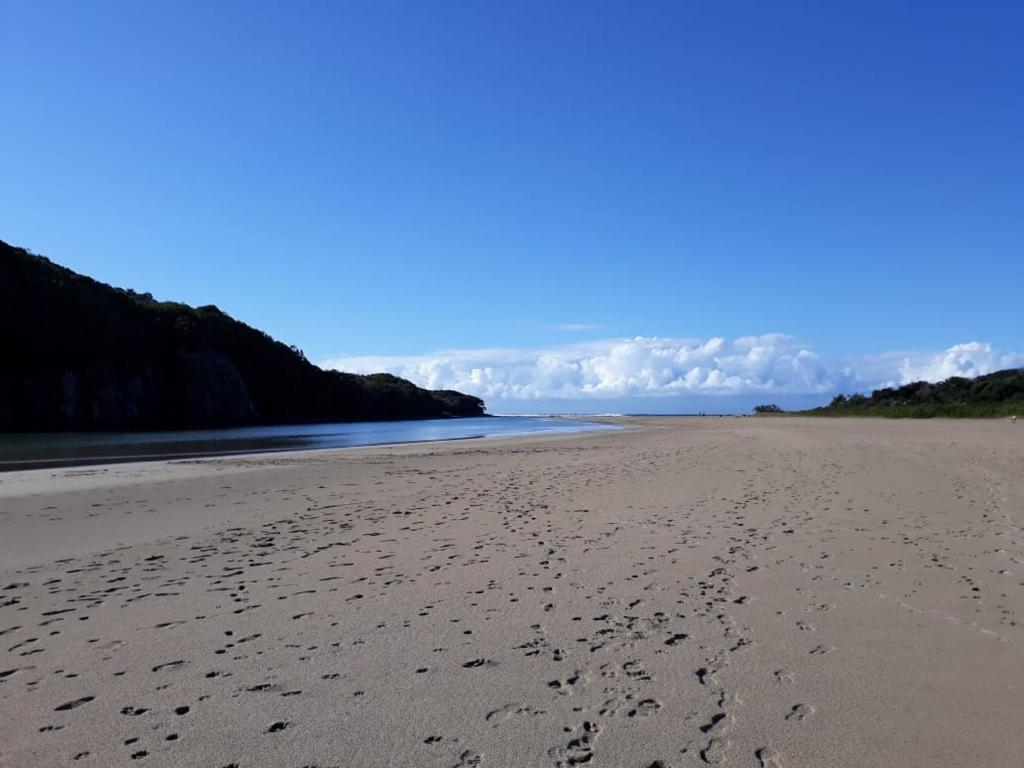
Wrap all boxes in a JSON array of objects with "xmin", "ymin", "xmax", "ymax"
[{"xmin": 0, "ymin": 416, "xmax": 618, "ymax": 471}]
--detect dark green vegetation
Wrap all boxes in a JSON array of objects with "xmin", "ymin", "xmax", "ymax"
[
  {"xmin": 753, "ymin": 404, "xmax": 783, "ymax": 414},
  {"xmin": 805, "ymin": 369, "xmax": 1024, "ymax": 418},
  {"xmin": 0, "ymin": 241, "xmax": 485, "ymax": 431}
]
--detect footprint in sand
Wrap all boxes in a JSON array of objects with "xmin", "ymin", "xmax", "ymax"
[
  {"xmin": 484, "ymin": 703, "xmax": 543, "ymax": 726},
  {"xmin": 547, "ymin": 670, "xmax": 587, "ymax": 695},
  {"xmin": 699, "ymin": 712, "xmax": 733, "ymax": 735},
  {"xmin": 549, "ymin": 721, "xmax": 599, "ymax": 768},
  {"xmin": 785, "ymin": 703, "xmax": 814, "ymax": 722},
  {"xmin": 696, "ymin": 667, "xmax": 720, "ymax": 687},
  {"xmin": 700, "ymin": 738, "xmax": 730, "ymax": 764},
  {"xmin": 756, "ymin": 745, "xmax": 783, "ymax": 767},
  {"xmin": 451, "ymin": 749, "xmax": 482, "ymax": 767},
  {"xmin": 627, "ymin": 698, "xmax": 662, "ymax": 718},
  {"xmin": 54, "ymin": 696, "xmax": 95, "ymax": 711}
]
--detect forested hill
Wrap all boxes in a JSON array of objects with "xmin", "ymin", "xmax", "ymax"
[
  {"xmin": 805, "ymin": 368, "xmax": 1024, "ymax": 418},
  {"xmin": 0, "ymin": 241, "xmax": 485, "ymax": 431}
]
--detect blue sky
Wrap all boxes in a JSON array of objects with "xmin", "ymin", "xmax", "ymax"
[{"xmin": 3, "ymin": 1, "xmax": 1022, "ymax": 411}]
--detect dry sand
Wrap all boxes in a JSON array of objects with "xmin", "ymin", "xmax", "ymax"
[{"xmin": 1, "ymin": 417, "xmax": 1022, "ymax": 767}]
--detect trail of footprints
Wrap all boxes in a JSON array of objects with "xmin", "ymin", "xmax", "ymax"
[{"xmin": 2, "ymin": 422, "xmax": 1022, "ymax": 767}]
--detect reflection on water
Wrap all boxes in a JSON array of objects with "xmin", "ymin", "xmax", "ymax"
[{"xmin": 0, "ymin": 416, "xmax": 619, "ymax": 471}]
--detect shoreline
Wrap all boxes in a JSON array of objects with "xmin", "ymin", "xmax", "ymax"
[{"xmin": 0, "ymin": 415, "xmax": 620, "ymax": 473}]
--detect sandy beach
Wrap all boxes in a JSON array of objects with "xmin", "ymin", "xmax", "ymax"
[{"xmin": 1, "ymin": 417, "xmax": 1021, "ymax": 768}]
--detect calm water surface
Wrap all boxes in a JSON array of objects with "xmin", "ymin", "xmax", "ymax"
[{"xmin": 0, "ymin": 417, "xmax": 619, "ymax": 471}]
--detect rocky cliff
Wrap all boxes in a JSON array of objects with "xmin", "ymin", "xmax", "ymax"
[{"xmin": 0, "ymin": 241, "xmax": 485, "ymax": 431}]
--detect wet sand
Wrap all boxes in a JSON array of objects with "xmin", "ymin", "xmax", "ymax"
[{"xmin": 1, "ymin": 417, "xmax": 1022, "ymax": 767}]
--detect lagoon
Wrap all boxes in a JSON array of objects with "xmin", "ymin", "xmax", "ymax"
[{"xmin": 0, "ymin": 416, "xmax": 618, "ymax": 471}]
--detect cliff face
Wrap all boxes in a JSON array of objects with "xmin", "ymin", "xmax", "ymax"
[{"xmin": 0, "ymin": 241, "xmax": 485, "ymax": 431}]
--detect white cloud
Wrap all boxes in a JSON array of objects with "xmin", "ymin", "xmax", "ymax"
[
  {"xmin": 896, "ymin": 342, "xmax": 1020, "ymax": 384},
  {"xmin": 323, "ymin": 335, "xmax": 1022, "ymax": 403}
]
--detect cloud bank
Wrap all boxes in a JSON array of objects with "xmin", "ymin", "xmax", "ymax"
[{"xmin": 323, "ymin": 336, "xmax": 1023, "ymax": 404}]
